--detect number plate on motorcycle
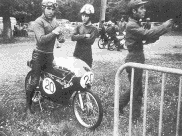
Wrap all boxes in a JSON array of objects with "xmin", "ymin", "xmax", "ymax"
[
  {"xmin": 43, "ymin": 78, "xmax": 56, "ymax": 94},
  {"xmin": 80, "ymin": 72, "xmax": 94, "ymax": 88}
]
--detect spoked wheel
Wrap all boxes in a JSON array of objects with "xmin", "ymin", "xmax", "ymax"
[
  {"xmin": 73, "ymin": 90, "xmax": 103, "ymax": 129},
  {"xmin": 108, "ymin": 40, "xmax": 115, "ymax": 51},
  {"xmin": 98, "ymin": 38, "xmax": 106, "ymax": 49},
  {"xmin": 25, "ymin": 71, "xmax": 33, "ymax": 92}
]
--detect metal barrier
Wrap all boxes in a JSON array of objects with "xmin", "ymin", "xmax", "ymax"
[{"xmin": 113, "ymin": 62, "xmax": 182, "ymax": 136}]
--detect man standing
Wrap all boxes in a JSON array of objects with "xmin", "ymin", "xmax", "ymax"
[
  {"xmin": 119, "ymin": 0, "xmax": 173, "ymax": 122},
  {"xmin": 118, "ymin": 15, "xmax": 127, "ymax": 35},
  {"xmin": 71, "ymin": 4, "xmax": 98, "ymax": 68},
  {"xmin": 26, "ymin": 0, "xmax": 64, "ymax": 114}
]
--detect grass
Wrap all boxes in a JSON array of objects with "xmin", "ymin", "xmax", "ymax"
[{"xmin": 0, "ymin": 36, "xmax": 182, "ymax": 135}]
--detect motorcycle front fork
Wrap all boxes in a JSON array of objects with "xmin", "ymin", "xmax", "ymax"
[
  {"xmin": 78, "ymin": 91, "xmax": 91, "ymax": 111},
  {"xmin": 78, "ymin": 91, "xmax": 84, "ymax": 110}
]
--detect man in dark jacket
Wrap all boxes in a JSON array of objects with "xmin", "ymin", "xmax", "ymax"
[
  {"xmin": 26, "ymin": 0, "xmax": 65, "ymax": 114},
  {"xmin": 119, "ymin": 0, "xmax": 173, "ymax": 122},
  {"xmin": 71, "ymin": 4, "xmax": 98, "ymax": 68}
]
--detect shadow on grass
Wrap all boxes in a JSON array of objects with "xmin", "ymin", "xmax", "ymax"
[
  {"xmin": 0, "ymin": 59, "xmax": 182, "ymax": 135},
  {"xmin": 0, "ymin": 75, "xmax": 79, "ymax": 136},
  {"xmin": 0, "ymin": 32, "xmax": 35, "ymax": 45}
]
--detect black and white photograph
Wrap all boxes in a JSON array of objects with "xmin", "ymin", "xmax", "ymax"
[{"xmin": 0, "ymin": 0, "xmax": 182, "ymax": 135}]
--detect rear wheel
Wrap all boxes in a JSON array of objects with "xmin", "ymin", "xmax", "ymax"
[
  {"xmin": 25, "ymin": 71, "xmax": 40, "ymax": 112},
  {"xmin": 73, "ymin": 90, "xmax": 103, "ymax": 129},
  {"xmin": 25, "ymin": 71, "xmax": 33, "ymax": 92},
  {"xmin": 98, "ymin": 38, "xmax": 106, "ymax": 49}
]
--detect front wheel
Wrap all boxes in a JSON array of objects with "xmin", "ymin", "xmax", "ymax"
[{"xmin": 72, "ymin": 90, "xmax": 103, "ymax": 129}]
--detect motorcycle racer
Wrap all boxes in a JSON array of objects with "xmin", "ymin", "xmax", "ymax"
[
  {"xmin": 71, "ymin": 4, "xmax": 99, "ymax": 68},
  {"xmin": 26, "ymin": 0, "xmax": 64, "ymax": 114}
]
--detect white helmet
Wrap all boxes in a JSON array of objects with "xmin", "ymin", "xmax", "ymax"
[
  {"xmin": 42, "ymin": 0, "xmax": 58, "ymax": 8},
  {"xmin": 107, "ymin": 20, "xmax": 113, "ymax": 25},
  {"xmin": 80, "ymin": 4, "xmax": 94, "ymax": 14}
]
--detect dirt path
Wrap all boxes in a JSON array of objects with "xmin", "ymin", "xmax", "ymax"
[{"xmin": 0, "ymin": 35, "xmax": 182, "ymax": 83}]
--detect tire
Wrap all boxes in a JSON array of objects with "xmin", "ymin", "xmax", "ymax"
[
  {"xmin": 25, "ymin": 71, "xmax": 39, "ymax": 106},
  {"xmin": 25, "ymin": 70, "xmax": 33, "ymax": 91},
  {"xmin": 98, "ymin": 38, "xmax": 106, "ymax": 49},
  {"xmin": 108, "ymin": 40, "xmax": 115, "ymax": 51},
  {"xmin": 72, "ymin": 90, "xmax": 103, "ymax": 129},
  {"xmin": 25, "ymin": 71, "xmax": 41, "ymax": 104}
]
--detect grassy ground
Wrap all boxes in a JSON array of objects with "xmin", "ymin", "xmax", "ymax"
[{"xmin": 0, "ymin": 35, "xmax": 182, "ymax": 136}]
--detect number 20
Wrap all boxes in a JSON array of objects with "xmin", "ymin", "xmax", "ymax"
[
  {"xmin": 84, "ymin": 73, "xmax": 94, "ymax": 85},
  {"xmin": 45, "ymin": 79, "xmax": 55, "ymax": 93}
]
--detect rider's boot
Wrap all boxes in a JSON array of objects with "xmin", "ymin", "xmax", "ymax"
[{"xmin": 26, "ymin": 86, "xmax": 35, "ymax": 114}]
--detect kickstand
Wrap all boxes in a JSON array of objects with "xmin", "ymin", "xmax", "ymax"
[{"xmin": 38, "ymin": 100, "xmax": 43, "ymax": 112}]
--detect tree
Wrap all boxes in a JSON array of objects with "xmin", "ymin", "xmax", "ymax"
[{"xmin": 0, "ymin": 0, "xmax": 34, "ymax": 40}]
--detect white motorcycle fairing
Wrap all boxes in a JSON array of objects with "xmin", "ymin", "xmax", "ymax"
[{"xmin": 53, "ymin": 56, "xmax": 91, "ymax": 77}]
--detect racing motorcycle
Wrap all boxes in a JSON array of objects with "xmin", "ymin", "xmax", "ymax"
[{"xmin": 25, "ymin": 56, "xmax": 103, "ymax": 129}]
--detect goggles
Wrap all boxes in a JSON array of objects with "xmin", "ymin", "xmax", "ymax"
[{"xmin": 42, "ymin": 2, "xmax": 58, "ymax": 8}]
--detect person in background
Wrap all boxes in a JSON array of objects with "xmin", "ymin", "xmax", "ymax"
[
  {"xmin": 71, "ymin": 4, "xmax": 98, "ymax": 68},
  {"xmin": 119, "ymin": 0, "xmax": 173, "ymax": 123},
  {"xmin": 99, "ymin": 20, "xmax": 108, "ymax": 45},
  {"xmin": 143, "ymin": 17, "xmax": 151, "ymax": 29},
  {"xmin": 118, "ymin": 15, "xmax": 127, "ymax": 35},
  {"xmin": 26, "ymin": 0, "xmax": 65, "ymax": 114}
]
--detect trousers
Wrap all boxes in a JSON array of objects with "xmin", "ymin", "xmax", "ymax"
[
  {"xmin": 26, "ymin": 49, "xmax": 54, "ymax": 112},
  {"xmin": 120, "ymin": 51, "xmax": 145, "ymax": 120}
]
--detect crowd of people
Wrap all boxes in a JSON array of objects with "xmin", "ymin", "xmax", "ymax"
[
  {"xmin": 98, "ymin": 16, "xmax": 127, "ymax": 51},
  {"xmin": 26, "ymin": 0, "xmax": 174, "ymax": 124}
]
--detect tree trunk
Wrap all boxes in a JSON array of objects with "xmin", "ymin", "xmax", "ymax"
[
  {"xmin": 3, "ymin": 16, "xmax": 13, "ymax": 40},
  {"xmin": 100, "ymin": 0, "xmax": 107, "ymax": 21}
]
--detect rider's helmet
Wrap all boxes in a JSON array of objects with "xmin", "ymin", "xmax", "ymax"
[
  {"xmin": 41, "ymin": 0, "xmax": 58, "ymax": 10},
  {"xmin": 80, "ymin": 4, "xmax": 95, "ymax": 21}
]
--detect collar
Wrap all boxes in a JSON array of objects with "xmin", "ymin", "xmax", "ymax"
[{"xmin": 129, "ymin": 17, "xmax": 141, "ymax": 25}]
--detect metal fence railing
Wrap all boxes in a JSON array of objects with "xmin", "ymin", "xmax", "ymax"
[{"xmin": 113, "ymin": 62, "xmax": 182, "ymax": 136}]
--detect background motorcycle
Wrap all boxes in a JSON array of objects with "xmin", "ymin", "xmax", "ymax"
[
  {"xmin": 107, "ymin": 32, "xmax": 127, "ymax": 51},
  {"xmin": 25, "ymin": 57, "xmax": 103, "ymax": 129}
]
